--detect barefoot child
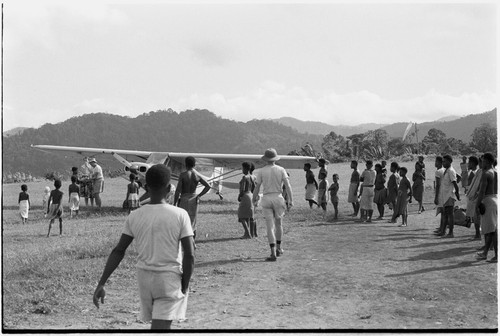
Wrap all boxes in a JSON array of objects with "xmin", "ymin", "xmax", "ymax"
[
  {"xmin": 42, "ymin": 186, "xmax": 51, "ymax": 211},
  {"xmin": 18, "ymin": 184, "xmax": 30, "ymax": 224},
  {"xmin": 391, "ymin": 167, "xmax": 412, "ymax": 227},
  {"xmin": 328, "ymin": 174, "xmax": 340, "ymax": 220},
  {"xmin": 68, "ymin": 175, "xmax": 80, "ymax": 218},
  {"xmin": 304, "ymin": 163, "xmax": 319, "ymax": 208},
  {"xmin": 386, "ymin": 162, "xmax": 400, "ymax": 222},
  {"xmin": 317, "ymin": 171, "xmax": 329, "ymax": 218},
  {"xmin": 125, "ymin": 173, "xmax": 140, "ymax": 214},
  {"xmin": 47, "ymin": 180, "xmax": 64, "ymax": 237}
]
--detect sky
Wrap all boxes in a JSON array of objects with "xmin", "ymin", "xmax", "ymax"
[{"xmin": 2, "ymin": 0, "xmax": 498, "ymax": 131}]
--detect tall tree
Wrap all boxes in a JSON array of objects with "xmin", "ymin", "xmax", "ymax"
[
  {"xmin": 470, "ymin": 123, "xmax": 497, "ymax": 153},
  {"xmin": 321, "ymin": 131, "xmax": 350, "ymax": 162}
]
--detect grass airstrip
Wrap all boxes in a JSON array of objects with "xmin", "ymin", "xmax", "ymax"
[{"xmin": 2, "ymin": 158, "xmax": 497, "ymax": 330}]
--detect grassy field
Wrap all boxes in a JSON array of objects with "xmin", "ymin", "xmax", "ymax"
[{"xmin": 2, "ymin": 158, "xmax": 497, "ymax": 331}]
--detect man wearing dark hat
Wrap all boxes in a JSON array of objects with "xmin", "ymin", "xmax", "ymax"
[
  {"xmin": 252, "ymin": 148, "xmax": 293, "ymax": 261},
  {"xmin": 89, "ymin": 158, "xmax": 104, "ymax": 208}
]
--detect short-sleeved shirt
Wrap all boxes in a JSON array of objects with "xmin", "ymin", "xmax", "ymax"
[
  {"xmin": 435, "ymin": 167, "xmax": 445, "ymax": 184},
  {"xmin": 439, "ymin": 166, "xmax": 458, "ymax": 206},
  {"xmin": 123, "ymin": 204, "xmax": 193, "ymax": 273},
  {"xmin": 255, "ymin": 165, "xmax": 289, "ymax": 195},
  {"xmin": 92, "ymin": 164, "xmax": 104, "ymax": 180}
]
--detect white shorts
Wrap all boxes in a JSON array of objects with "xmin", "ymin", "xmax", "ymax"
[
  {"xmin": 137, "ymin": 269, "xmax": 188, "ymax": 322},
  {"xmin": 261, "ymin": 194, "xmax": 286, "ymax": 220}
]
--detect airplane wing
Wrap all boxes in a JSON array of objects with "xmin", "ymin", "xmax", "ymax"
[
  {"xmin": 31, "ymin": 145, "xmax": 154, "ymax": 161},
  {"xmin": 167, "ymin": 152, "xmax": 318, "ymax": 170},
  {"xmin": 32, "ymin": 145, "xmax": 318, "ymax": 169}
]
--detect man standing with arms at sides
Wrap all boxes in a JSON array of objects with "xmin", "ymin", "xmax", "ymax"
[
  {"xmin": 433, "ymin": 156, "xmax": 445, "ymax": 235},
  {"xmin": 437, "ymin": 155, "xmax": 460, "ymax": 238},
  {"xmin": 348, "ymin": 160, "xmax": 361, "ymax": 217},
  {"xmin": 89, "ymin": 158, "xmax": 104, "ymax": 209},
  {"xmin": 174, "ymin": 156, "xmax": 211, "ymax": 243},
  {"xmin": 475, "ymin": 153, "xmax": 498, "ymax": 262},
  {"xmin": 358, "ymin": 160, "xmax": 376, "ymax": 223},
  {"xmin": 253, "ymin": 148, "xmax": 293, "ymax": 262},
  {"xmin": 465, "ymin": 156, "xmax": 482, "ymax": 240},
  {"xmin": 93, "ymin": 165, "xmax": 195, "ymax": 329}
]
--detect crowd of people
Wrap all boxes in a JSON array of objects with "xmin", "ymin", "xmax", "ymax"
[
  {"xmin": 16, "ymin": 157, "xmax": 106, "ymax": 237},
  {"xmin": 299, "ymin": 153, "xmax": 497, "ymax": 263}
]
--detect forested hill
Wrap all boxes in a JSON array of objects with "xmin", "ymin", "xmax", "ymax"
[
  {"xmin": 273, "ymin": 117, "xmax": 386, "ymax": 136},
  {"xmin": 2, "ymin": 109, "xmax": 323, "ymax": 177},
  {"xmin": 380, "ymin": 109, "xmax": 497, "ymax": 142}
]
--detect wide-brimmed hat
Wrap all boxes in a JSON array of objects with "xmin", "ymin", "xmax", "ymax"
[
  {"xmin": 261, "ymin": 148, "xmax": 280, "ymax": 162},
  {"xmin": 89, "ymin": 158, "xmax": 97, "ymax": 163}
]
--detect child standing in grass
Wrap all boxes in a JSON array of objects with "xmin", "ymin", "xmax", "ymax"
[
  {"xmin": 42, "ymin": 186, "xmax": 51, "ymax": 213},
  {"xmin": 18, "ymin": 184, "xmax": 30, "ymax": 224},
  {"xmin": 328, "ymin": 174, "xmax": 340, "ymax": 220},
  {"xmin": 126, "ymin": 173, "xmax": 140, "ymax": 214},
  {"xmin": 68, "ymin": 175, "xmax": 80, "ymax": 218},
  {"xmin": 47, "ymin": 180, "xmax": 64, "ymax": 237},
  {"xmin": 391, "ymin": 167, "xmax": 412, "ymax": 227},
  {"xmin": 317, "ymin": 171, "xmax": 329, "ymax": 218}
]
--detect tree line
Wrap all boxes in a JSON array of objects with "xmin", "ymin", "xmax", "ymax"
[{"xmin": 318, "ymin": 123, "xmax": 497, "ymax": 163}]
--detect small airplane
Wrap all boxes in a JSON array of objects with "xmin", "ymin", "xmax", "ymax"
[{"xmin": 31, "ymin": 144, "xmax": 319, "ymax": 199}]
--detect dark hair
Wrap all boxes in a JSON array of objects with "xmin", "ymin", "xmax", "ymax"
[
  {"xmin": 375, "ymin": 163, "xmax": 382, "ymax": 170},
  {"xmin": 304, "ymin": 163, "xmax": 311, "ymax": 169},
  {"xmin": 366, "ymin": 160, "xmax": 373, "ymax": 165},
  {"xmin": 242, "ymin": 162, "xmax": 250, "ymax": 170},
  {"xmin": 319, "ymin": 158, "xmax": 326, "ymax": 164},
  {"xmin": 54, "ymin": 179, "xmax": 62, "ymax": 189},
  {"xmin": 21, "ymin": 184, "xmax": 27, "ymax": 191},
  {"xmin": 145, "ymin": 164, "xmax": 171, "ymax": 190},
  {"xmin": 399, "ymin": 167, "xmax": 408, "ymax": 174},
  {"xmin": 71, "ymin": 175, "xmax": 77, "ymax": 183},
  {"xmin": 443, "ymin": 155, "xmax": 453, "ymax": 163},
  {"xmin": 185, "ymin": 156, "xmax": 196, "ymax": 168},
  {"xmin": 483, "ymin": 152, "xmax": 495, "ymax": 165},
  {"xmin": 129, "ymin": 173, "xmax": 137, "ymax": 182},
  {"xmin": 332, "ymin": 173, "xmax": 339, "ymax": 179},
  {"xmin": 435, "ymin": 156, "xmax": 443, "ymax": 163},
  {"xmin": 351, "ymin": 160, "xmax": 358, "ymax": 165},
  {"xmin": 250, "ymin": 163, "xmax": 255, "ymax": 173},
  {"xmin": 468, "ymin": 156, "xmax": 479, "ymax": 166},
  {"xmin": 390, "ymin": 162, "xmax": 399, "ymax": 170},
  {"xmin": 71, "ymin": 166, "xmax": 78, "ymax": 172}
]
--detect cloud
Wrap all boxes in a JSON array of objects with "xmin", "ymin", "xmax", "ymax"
[
  {"xmin": 188, "ymin": 39, "xmax": 240, "ymax": 67},
  {"xmin": 171, "ymin": 81, "xmax": 497, "ymax": 126},
  {"xmin": 4, "ymin": 2, "xmax": 128, "ymax": 53}
]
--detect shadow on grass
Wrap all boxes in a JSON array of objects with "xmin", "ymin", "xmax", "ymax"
[
  {"xmin": 401, "ymin": 238, "xmax": 478, "ymax": 249},
  {"xmin": 196, "ymin": 237, "xmax": 241, "ymax": 244},
  {"xmin": 394, "ymin": 246, "xmax": 478, "ymax": 262},
  {"xmin": 199, "ymin": 208, "xmax": 237, "ymax": 215},
  {"xmin": 372, "ymin": 235, "xmax": 435, "ymax": 242},
  {"xmin": 386, "ymin": 260, "xmax": 490, "ymax": 278},
  {"xmin": 196, "ymin": 257, "xmax": 268, "ymax": 268}
]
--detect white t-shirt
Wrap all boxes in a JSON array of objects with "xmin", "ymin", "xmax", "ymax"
[
  {"xmin": 123, "ymin": 204, "xmax": 193, "ymax": 273},
  {"xmin": 255, "ymin": 164, "xmax": 289, "ymax": 195},
  {"xmin": 92, "ymin": 164, "xmax": 104, "ymax": 180},
  {"xmin": 435, "ymin": 167, "xmax": 445, "ymax": 183},
  {"xmin": 439, "ymin": 166, "xmax": 457, "ymax": 206}
]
